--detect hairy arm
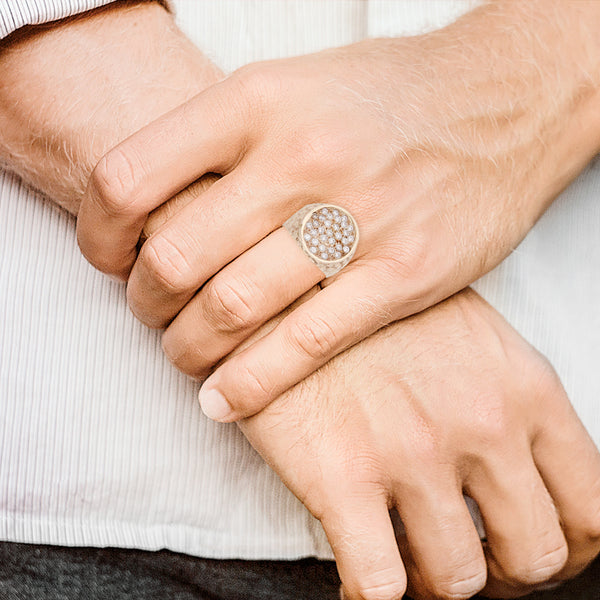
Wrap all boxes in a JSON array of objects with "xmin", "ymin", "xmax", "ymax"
[{"xmin": 0, "ymin": 0, "xmax": 222, "ymax": 214}]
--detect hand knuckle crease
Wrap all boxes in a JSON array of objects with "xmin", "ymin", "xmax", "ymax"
[{"xmin": 207, "ymin": 279, "xmax": 256, "ymax": 330}]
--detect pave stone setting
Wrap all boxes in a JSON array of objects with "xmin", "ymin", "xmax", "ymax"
[{"xmin": 283, "ymin": 203, "xmax": 359, "ymax": 278}]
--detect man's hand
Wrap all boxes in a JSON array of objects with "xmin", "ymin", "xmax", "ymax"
[
  {"xmin": 236, "ymin": 289, "xmax": 600, "ymax": 600},
  {"xmin": 75, "ymin": 0, "xmax": 600, "ymax": 422},
  {"xmin": 0, "ymin": 0, "xmax": 222, "ymax": 215}
]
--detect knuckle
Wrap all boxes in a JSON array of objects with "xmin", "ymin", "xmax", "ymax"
[
  {"xmin": 89, "ymin": 147, "xmax": 144, "ymax": 218},
  {"xmin": 430, "ymin": 563, "xmax": 487, "ymax": 599},
  {"xmin": 582, "ymin": 503, "xmax": 600, "ymax": 543},
  {"xmin": 204, "ymin": 277, "xmax": 259, "ymax": 333},
  {"xmin": 231, "ymin": 63, "xmax": 282, "ymax": 109},
  {"xmin": 286, "ymin": 127, "xmax": 350, "ymax": 180},
  {"xmin": 356, "ymin": 580, "xmax": 406, "ymax": 600},
  {"xmin": 285, "ymin": 314, "xmax": 340, "ymax": 362},
  {"xmin": 138, "ymin": 236, "xmax": 194, "ymax": 295},
  {"xmin": 161, "ymin": 331, "xmax": 213, "ymax": 378},
  {"xmin": 236, "ymin": 363, "xmax": 272, "ymax": 406},
  {"xmin": 506, "ymin": 542, "xmax": 568, "ymax": 585}
]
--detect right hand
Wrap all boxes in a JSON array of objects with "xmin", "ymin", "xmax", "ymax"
[{"xmin": 237, "ymin": 288, "xmax": 600, "ymax": 600}]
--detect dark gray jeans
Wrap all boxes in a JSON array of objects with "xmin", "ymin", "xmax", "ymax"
[{"xmin": 0, "ymin": 543, "xmax": 599, "ymax": 599}]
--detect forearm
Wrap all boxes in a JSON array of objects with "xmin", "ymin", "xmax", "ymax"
[{"xmin": 0, "ymin": 0, "xmax": 222, "ymax": 214}]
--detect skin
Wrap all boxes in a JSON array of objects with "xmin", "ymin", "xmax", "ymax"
[
  {"xmin": 237, "ymin": 289, "xmax": 600, "ymax": 600},
  {"xmin": 72, "ymin": 0, "xmax": 600, "ymax": 423},
  {"xmin": 2, "ymin": 2, "xmax": 600, "ymax": 598}
]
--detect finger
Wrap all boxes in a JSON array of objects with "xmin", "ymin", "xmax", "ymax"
[
  {"xmin": 198, "ymin": 267, "xmax": 391, "ymax": 421},
  {"xmin": 77, "ymin": 77, "xmax": 251, "ymax": 280},
  {"xmin": 324, "ymin": 495, "xmax": 406, "ymax": 600},
  {"xmin": 126, "ymin": 167, "xmax": 297, "ymax": 328},
  {"xmin": 467, "ymin": 449, "xmax": 568, "ymax": 591},
  {"xmin": 140, "ymin": 173, "xmax": 221, "ymax": 243},
  {"xmin": 531, "ymin": 382, "xmax": 600, "ymax": 580},
  {"xmin": 393, "ymin": 480, "xmax": 487, "ymax": 599},
  {"xmin": 161, "ymin": 228, "xmax": 323, "ymax": 377}
]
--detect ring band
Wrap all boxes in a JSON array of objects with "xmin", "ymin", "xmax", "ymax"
[{"xmin": 283, "ymin": 203, "xmax": 359, "ymax": 277}]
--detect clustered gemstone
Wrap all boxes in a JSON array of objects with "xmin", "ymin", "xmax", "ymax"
[{"xmin": 302, "ymin": 206, "xmax": 356, "ymax": 261}]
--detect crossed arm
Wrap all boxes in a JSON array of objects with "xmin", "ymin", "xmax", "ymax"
[{"xmin": 1, "ymin": 2, "xmax": 600, "ymax": 599}]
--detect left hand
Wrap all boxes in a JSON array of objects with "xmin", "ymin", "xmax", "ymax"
[
  {"xmin": 76, "ymin": 1, "xmax": 600, "ymax": 421},
  {"xmin": 237, "ymin": 288, "xmax": 600, "ymax": 600}
]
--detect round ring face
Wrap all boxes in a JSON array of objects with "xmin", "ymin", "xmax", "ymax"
[{"xmin": 300, "ymin": 206, "xmax": 358, "ymax": 263}]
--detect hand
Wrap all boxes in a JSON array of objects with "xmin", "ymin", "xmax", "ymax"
[
  {"xmin": 0, "ymin": 0, "xmax": 222, "ymax": 215},
  {"xmin": 236, "ymin": 289, "xmax": 600, "ymax": 600},
  {"xmin": 75, "ymin": 1, "xmax": 600, "ymax": 421}
]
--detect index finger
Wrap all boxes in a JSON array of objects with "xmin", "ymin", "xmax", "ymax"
[{"xmin": 76, "ymin": 76, "xmax": 251, "ymax": 280}]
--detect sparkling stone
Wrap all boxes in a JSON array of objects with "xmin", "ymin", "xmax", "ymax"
[{"xmin": 301, "ymin": 206, "xmax": 357, "ymax": 264}]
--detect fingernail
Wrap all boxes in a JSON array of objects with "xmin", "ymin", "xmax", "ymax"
[{"xmin": 199, "ymin": 386, "xmax": 233, "ymax": 421}]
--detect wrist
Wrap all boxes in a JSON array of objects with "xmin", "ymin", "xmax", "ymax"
[
  {"xmin": 447, "ymin": 0, "xmax": 600, "ymax": 207},
  {"xmin": 0, "ymin": 1, "xmax": 222, "ymax": 214}
]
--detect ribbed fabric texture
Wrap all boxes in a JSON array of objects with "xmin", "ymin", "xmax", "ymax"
[
  {"xmin": 0, "ymin": 0, "xmax": 598, "ymax": 562},
  {"xmin": 0, "ymin": 0, "xmax": 118, "ymax": 38}
]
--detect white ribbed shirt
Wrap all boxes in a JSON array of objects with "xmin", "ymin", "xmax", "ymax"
[{"xmin": 0, "ymin": 0, "xmax": 598, "ymax": 561}]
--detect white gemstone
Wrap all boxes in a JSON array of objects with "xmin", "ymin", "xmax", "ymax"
[
  {"xmin": 347, "ymin": 235, "xmax": 355, "ymax": 243},
  {"xmin": 332, "ymin": 209, "xmax": 340, "ymax": 217},
  {"xmin": 334, "ymin": 251, "xmax": 342, "ymax": 259},
  {"xmin": 318, "ymin": 226, "xmax": 325, "ymax": 234},
  {"xmin": 342, "ymin": 237, "xmax": 349, "ymax": 245},
  {"xmin": 324, "ymin": 219, "xmax": 332, "ymax": 227},
  {"xmin": 343, "ymin": 245, "xmax": 350, "ymax": 253},
  {"xmin": 320, "ymin": 234, "xmax": 328, "ymax": 242},
  {"xmin": 310, "ymin": 246, "xmax": 318, "ymax": 254},
  {"xmin": 335, "ymin": 243, "xmax": 343, "ymax": 251},
  {"xmin": 321, "ymin": 208, "xmax": 329, "ymax": 215},
  {"xmin": 320, "ymin": 252, "xmax": 329, "ymax": 260},
  {"xmin": 334, "ymin": 232, "xmax": 342, "ymax": 240},
  {"xmin": 304, "ymin": 233, "xmax": 312, "ymax": 241},
  {"xmin": 328, "ymin": 237, "xmax": 335, "ymax": 246},
  {"xmin": 318, "ymin": 244, "xmax": 327, "ymax": 252},
  {"xmin": 311, "ymin": 237, "xmax": 319, "ymax": 245}
]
